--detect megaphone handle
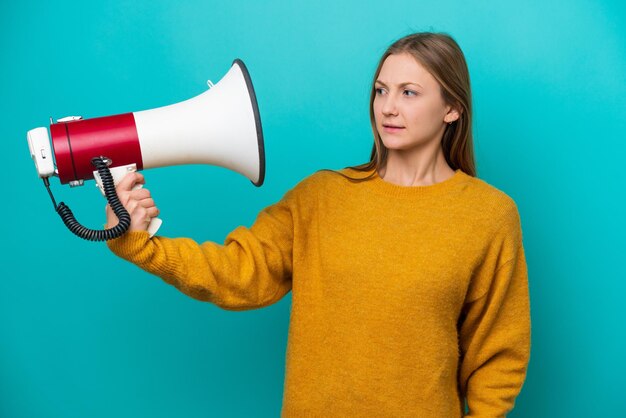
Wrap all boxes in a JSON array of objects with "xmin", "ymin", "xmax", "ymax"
[
  {"xmin": 147, "ymin": 218, "xmax": 163, "ymax": 237},
  {"xmin": 131, "ymin": 182, "xmax": 162, "ymax": 238},
  {"xmin": 94, "ymin": 164, "xmax": 162, "ymax": 238}
]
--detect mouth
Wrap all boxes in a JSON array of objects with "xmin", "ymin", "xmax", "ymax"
[{"xmin": 382, "ymin": 123, "xmax": 405, "ymax": 133}]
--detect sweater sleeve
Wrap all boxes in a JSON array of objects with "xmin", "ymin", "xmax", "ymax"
[
  {"xmin": 458, "ymin": 204, "xmax": 531, "ymax": 417},
  {"xmin": 106, "ymin": 184, "xmax": 302, "ymax": 311}
]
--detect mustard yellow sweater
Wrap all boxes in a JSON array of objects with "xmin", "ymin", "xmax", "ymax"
[{"xmin": 107, "ymin": 167, "xmax": 531, "ymax": 418}]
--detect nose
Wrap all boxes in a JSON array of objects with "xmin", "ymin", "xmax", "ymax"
[{"xmin": 381, "ymin": 94, "xmax": 398, "ymax": 116}]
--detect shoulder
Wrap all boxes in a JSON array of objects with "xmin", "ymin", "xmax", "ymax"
[
  {"xmin": 461, "ymin": 174, "xmax": 522, "ymax": 231},
  {"xmin": 466, "ymin": 175, "xmax": 517, "ymax": 207},
  {"xmin": 277, "ymin": 168, "xmax": 343, "ymax": 204},
  {"xmin": 279, "ymin": 167, "xmax": 369, "ymax": 207},
  {"xmin": 290, "ymin": 167, "xmax": 363, "ymax": 191}
]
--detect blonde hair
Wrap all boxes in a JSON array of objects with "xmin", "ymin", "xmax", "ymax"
[{"xmin": 342, "ymin": 31, "xmax": 477, "ymax": 179}]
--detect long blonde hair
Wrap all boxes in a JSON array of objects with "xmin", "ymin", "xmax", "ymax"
[{"xmin": 340, "ymin": 31, "xmax": 476, "ymax": 179}]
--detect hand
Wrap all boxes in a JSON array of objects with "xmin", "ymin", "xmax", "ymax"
[{"xmin": 105, "ymin": 172, "xmax": 160, "ymax": 233}]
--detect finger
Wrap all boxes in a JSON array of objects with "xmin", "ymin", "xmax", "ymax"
[
  {"xmin": 117, "ymin": 171, "xmax": 145, "ymax": 192},
  {"xmin": 126, "ymin": 196, "xmax": 156, "ymax": 213},
  {"xmin": 133, "ymin": 206, "xmax": 159, "ymax": 220},
  {"xmin": 129, "ymin": 187, "xmax": 151, "ymax": 200},
  {"xmin": 136, "ymin": 198, "xmax": 156, "ymax": 208},
  {"xmin": 146, "ymin": 206, "xmax": 160, "ymax": 218},
  {"xmin": 128, "ymin": 205, "xmax": 149, "ymax": 227},
  {"xmin": 127, "ymin": 205, "xmax": 160, "ymax": 232},
  {"xmin": 125, "ymin": 198, "xmax": 141, "ymax": 214}
]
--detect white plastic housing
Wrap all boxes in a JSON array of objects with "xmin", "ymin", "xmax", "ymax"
[
  {"xmin": 27, "ymin": 127, "xmax": 55, "ymax": 178},
  {"xmin": 133, "ymin": 61, "xmax": 262, "ymax": 184}
]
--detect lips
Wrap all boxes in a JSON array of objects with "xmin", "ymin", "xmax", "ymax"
[{"xmin": 382, "ymin": 123, "xmax": 405, "ymax": 133}]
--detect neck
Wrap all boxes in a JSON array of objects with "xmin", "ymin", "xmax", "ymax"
[{"xmin": 379, "ymin": 143, "xmax": 455, "ymax": 187}]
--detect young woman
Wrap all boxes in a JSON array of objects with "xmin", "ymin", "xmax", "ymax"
[{"xmin": 106, "ymin": 32, "xmax": 530, "ymax": 417}]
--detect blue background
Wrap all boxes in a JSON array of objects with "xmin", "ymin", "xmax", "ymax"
[{"xmin": 2, "ymin": 0, "xmax": 625, "ymax": 417}]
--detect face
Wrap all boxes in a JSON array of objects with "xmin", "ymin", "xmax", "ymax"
[{"xmin": 373, "ymin": 53, "xmax": 459, "ymax": 152}]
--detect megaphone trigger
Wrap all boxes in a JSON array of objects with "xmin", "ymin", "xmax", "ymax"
[{"xmin": 93, "ymin": 164, "xmax": 139, "ymax": 197}]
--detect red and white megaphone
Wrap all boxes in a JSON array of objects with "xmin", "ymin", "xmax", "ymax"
[{"xmin": 27, "ymin": 58, "xmax": 265, "ymax": 241}]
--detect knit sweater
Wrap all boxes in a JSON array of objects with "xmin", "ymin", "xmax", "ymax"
[{"xmin": 107, "ymin": 167, "xmax": 531, "ymax": 418}]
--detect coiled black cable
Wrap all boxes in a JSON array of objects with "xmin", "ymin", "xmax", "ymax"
[{"xmin": 49, "ymin": 157, "xmax": 131, "ymax": 241}]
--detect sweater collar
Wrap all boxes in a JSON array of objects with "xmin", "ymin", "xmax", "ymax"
[{"xmin": 363, "ymin": 167, "xmax": 470, "ymax": 198}]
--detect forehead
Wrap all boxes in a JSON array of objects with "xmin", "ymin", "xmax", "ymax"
[{"xmin": 378, "ymin": 53, "xmax": 437, "ymax": 87}]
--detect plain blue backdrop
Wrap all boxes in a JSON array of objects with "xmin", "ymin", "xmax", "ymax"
[{"xmin": 1, "ymin": 0, "xmax": 624, "ymax": 417}]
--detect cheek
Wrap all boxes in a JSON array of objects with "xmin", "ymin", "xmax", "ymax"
[{"xmin": 405, "ymin": 100, "xmax": 443, "ymax": 126}]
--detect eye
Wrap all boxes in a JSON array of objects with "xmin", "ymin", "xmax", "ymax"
[
  {"xmin": 375, "ymin": 87, "xmax": 386, "ymax": 95},
  {"xmin": 403, "ymin": 89, "xmax": 418, "ymax": 97}
]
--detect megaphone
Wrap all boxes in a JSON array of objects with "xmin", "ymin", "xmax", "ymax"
[{"xmin": 27, "ymin": 58, "xmax": 265, "ymax": 241}]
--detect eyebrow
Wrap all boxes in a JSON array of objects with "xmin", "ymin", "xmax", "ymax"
[{"xmin": 375, "ymin": 80, "xmax": 423, "ymax": 89}]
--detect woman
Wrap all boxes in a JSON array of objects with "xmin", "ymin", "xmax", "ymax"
[{"xmin": 106, "ymin": 32, "xmax": 531, "ymax": 417}]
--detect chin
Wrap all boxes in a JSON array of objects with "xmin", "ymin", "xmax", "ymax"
[
  {"xmin": 381, "ymin": 132, "xmax": 437, "ymax": 152},
  {"xmin": 380, "ymin": 136, "xmax": 419, "ymax": 151}
]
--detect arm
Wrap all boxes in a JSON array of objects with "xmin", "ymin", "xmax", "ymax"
[
  {"xmin": 458, "ymin": 207, "xmax": 531, "ymax": 417},
  {"xmin": 106, "ymin": 173, "xmax": 298, "ymax": 311}
]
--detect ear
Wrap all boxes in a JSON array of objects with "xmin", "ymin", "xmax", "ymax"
[{"xmin": 444, "ymin": 104, "xmax": 462, "ymax": 124}]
